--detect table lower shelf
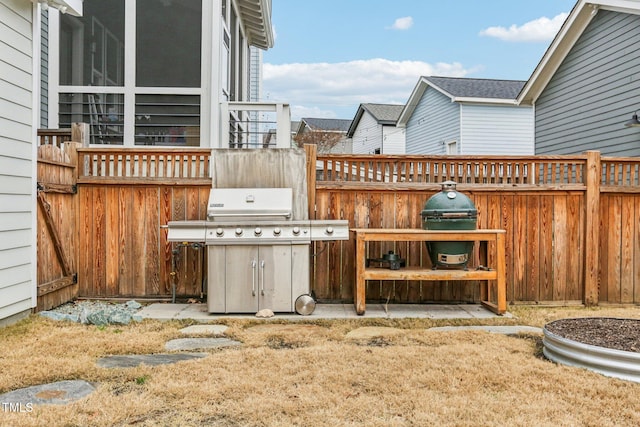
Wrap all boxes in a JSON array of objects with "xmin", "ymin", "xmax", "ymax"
[
  {"xmin": 362, "ymin": 266, "xmax": 497, "ymax": 281},
  {"xmin": 360, "ymin": 266, "xmax": 503, "ymax": 315}
]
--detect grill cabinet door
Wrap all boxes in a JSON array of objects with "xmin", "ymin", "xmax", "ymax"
[
  {"xmin": 258, "ymin": 245, "xmax": 292, "ymax": 312},
  {"xmin": 224, "ymin": 246, "xmax": 260, "ymax": 313}
]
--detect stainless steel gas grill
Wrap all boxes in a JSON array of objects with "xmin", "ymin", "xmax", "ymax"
[{"xmin": 167, "ymin": 187, "xmax": 348, "ymax": 314}]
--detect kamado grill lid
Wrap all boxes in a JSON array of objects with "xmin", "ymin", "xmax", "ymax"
[{"xmin": 421, "ymin": 181, "xmax": 477, "ymax": 219}]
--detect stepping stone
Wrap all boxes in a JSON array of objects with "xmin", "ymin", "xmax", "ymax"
[
  {"xmin": 427, "ymin": 325, "xmax": 542, "ymax": 335},
  {"xmin": 96, "ymin": 353, "xmax": 208, "ymax": 368},
  {"xmin": 345, "ymin": 326, "xmax": 404, "ymax": 340},
  {"xmin": 164, "ymin": 337, "xmax": 241, "ymax": 351},
  {"xmin": 0, "ymin": 380, "xmax": 95, "ymax": 406},
  {"xmin": 245, "ymin": 324, "xmax": 322, "ymax": 334},
  {"xmin": 179, "ymin": 324, "xmax": 228, "ymax": 335}
]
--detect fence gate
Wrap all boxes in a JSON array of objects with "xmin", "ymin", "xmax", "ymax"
[{"xmin": 36, "ymin": 143, "xmax": 79, "ymax": 311}]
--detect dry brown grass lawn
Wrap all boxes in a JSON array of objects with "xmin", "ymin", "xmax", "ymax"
[{"xmin": 1, "ymin": 305, "xmax": 640, "ymax": 426}]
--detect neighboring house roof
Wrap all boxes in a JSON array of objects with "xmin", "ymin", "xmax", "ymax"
[
  {"xmin": 298, "ymin": 118, "xmax": 352, "ymax": 133},
  {"xmin": 236, "ymin": 0, "xmax": 274, "ymax": 49},
  {"xmin": 397, "ymin": 76, "xmax": 526, "ymax": 127},
  {"xmin": 347, "ymin": 103, "xmax": 404, "ymax": 137},
  {"xmin": 518, "ymin": 0, "xmax": 640, "ymax": 105},
  {"xmin": 423, "ymin": 76, "xmax": 525, "ymax": 100}
]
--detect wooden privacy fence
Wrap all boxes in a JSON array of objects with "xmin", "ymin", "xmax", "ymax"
[
  {"xmin": 309, "ymin": 148, "xmax": 639, "ymax": 306},
  {"xmin": 35, "ymin": 130, "xmax": 640, "ymax": 307}
]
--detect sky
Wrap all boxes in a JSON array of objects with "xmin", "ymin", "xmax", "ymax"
[{"xmin": 262, "ymin": 0, "xmax": 578, "ymax": 121}]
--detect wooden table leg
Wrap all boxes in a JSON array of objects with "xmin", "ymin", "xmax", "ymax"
[
  {"xmin": 355, "ymin": 233, "xmax": 366, "ymax": 315},
  {"xmin": 496, "ymin": 232, "xmax": 507, "ymax": 314}
]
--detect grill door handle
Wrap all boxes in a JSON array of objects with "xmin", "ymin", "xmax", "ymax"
[
  {"xmin": 260, "ymin": 260, "xmax": 265, "ymax": 295},
  {"xmin": 251, "ymin": 260, "xmax": 257, "ymax": 296}
]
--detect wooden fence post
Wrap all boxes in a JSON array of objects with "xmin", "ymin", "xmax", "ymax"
[
  {"xmin": 584, "ymin": 150, "xmax": 601, "ymax": 306},
  {"xmin": 304, "ymin": 144, "xmax": 317, "ymax": 220},
  {"xmin": 71, "ymin": 122, "xmax": 90, "ymax": 147}
]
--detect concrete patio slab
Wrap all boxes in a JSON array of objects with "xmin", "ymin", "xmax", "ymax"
[{"xmin": 137, "ymin": 303, "xmax": 511, "ymax": 321}]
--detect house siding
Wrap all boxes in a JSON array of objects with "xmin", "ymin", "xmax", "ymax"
[
  {"xmin": 405, "ymin": 88, "xmax": 459, "ymax": 154},
  {"xmin": 0, "ymin": 0, "xmax": 35, "ymax": 324},
  {"xmin": 460, "ymin": 104, "xmax": 534, "ymax": 155},
  {"xmin": 40, "ymin": 7, "xmax": 48, "ymax": 128},
  {"xmin": 535, "ymin": 10, "xmax": 640, "ymax": 156},
  {"xmin": 352, "ymin": 110, "xmax": 382, "ymax": 154}
]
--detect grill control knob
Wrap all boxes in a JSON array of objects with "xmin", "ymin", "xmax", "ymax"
[
  {"xmin": 273, "ymin": 227, "xmax": 282, "ymax": 236},
  {"xmin": 216, "ymin": 227, "xmax": 224, "ymax": 237},
  {"xmin": 292, "ymin": 226, "xmax": 301, "ymax": 236},
  {"xmin": 254, "ymin": 227, "xmax": 262, "ymax": 236},
  {"xmin": 235, "ymin": 227, "xmax": 243, "ymax": 236},
  {"xmin": 326, "ymin": 227, "xmax": 334, "ymax": 235}
]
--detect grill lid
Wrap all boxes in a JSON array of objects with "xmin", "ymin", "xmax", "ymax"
[{"xmin": 207, "ymin": 188, "xmax": 293, "ymax": 221}]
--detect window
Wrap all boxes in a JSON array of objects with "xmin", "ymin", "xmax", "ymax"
[
  {"xmin": 57, "ymin": 0, "xmax": 203, "ymax": 146},
  {"xmin": 446, "ymin": 140, "xmax": 458, "ymax": 155},
  {"xmin": 136, "ymin": 0, "xmax": 201, "ymax": 88}
]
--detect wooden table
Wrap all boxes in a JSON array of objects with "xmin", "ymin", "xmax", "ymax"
[{"xmin": 352, "ymin": 228, "xmax": 507, "ymax": 315}]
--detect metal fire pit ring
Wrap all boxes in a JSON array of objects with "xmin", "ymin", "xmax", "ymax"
[{"xmin": 543, "ymin": 320, "xmax": 640, "ymax": 383}]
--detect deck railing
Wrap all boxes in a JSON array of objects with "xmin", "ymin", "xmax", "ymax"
[
  {"xmin": 37, "ymin": 128, "xmax": 72, "ymax": 149},
  {"xmin": 601, "ymin": 158, "xmax": 640, "ymax": 190},
  {"xmin": 221, "ymin": 102, "xmax": 292, "ymax": 149},
  {"xmin": 77, "ymin": 148, "xmax": 211, "ymax": 184},
  {"xmin": 315, "ymin": 155, "xmax": 588, "ymax": 186}
]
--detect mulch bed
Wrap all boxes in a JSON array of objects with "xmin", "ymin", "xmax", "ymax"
[{"xmin": 545, "ymin": 317, "xmax": 640, "ymax": 353}]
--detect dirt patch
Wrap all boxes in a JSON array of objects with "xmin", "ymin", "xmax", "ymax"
[{"xmin": 545, "ymin": 317, "xmax": 640, "ymax": 353}]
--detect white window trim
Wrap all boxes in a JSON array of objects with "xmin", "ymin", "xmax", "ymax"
[{"xmin": 445, "ymin": 139, "xmax": 458, "ymax": 155}]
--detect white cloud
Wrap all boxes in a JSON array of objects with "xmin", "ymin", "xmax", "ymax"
[
  {"xmin": 387, "ymin": 16, "xmax": 413, "ymax": 30},
  {"xmin": 263, "ymin": 58, "xmax": 477, "ymax": 120},
  {"xmin": 479, "ymin": 12, "xmax": 568, "ymax": 42}
]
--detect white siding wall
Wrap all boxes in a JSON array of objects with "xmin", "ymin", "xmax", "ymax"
[
  {"xmin": 460, "ymin": 104, "xmax": 534, "ymax": 155},
  {"xmin": 382, "ymin": 125, "xmax": 405, "ymax": 154},
  {"xmin": 405, "ymin": 88, "xmax": 459, "ymax": 154},
  {"xmin": 0, "ymin": 0, "xmax": 35, "ymax": 323},
  {"xmin": 351, "ymin": 111, "xmax": 382, "ymax": 154}
]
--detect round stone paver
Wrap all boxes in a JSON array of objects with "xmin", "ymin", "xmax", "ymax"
[
  {"xmin": 164, "ymin": 337, "xmax": 241, "ymax": 351},
  {"xmin": 345, "ymin": 326, "xmax": 404, "ymax": 340},
  {"xmin": 0, "ymin": 380, "xmax": 96, "ymax": 406},
  {"xmin": 97, "ymin": 353, "xmax": 208, "ymax": 368},
  {"xmin": 245, "ymin": 324, "xmax": 323, "ymax": 334},
  {"xmin": 179, "ymin": 325, "xmax": 228, "ymax": 335}
]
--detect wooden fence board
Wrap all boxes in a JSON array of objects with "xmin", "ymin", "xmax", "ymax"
[
  {"xmin": 566, "ymin": 194, "xmax": 583, "ymax": 301},
  {"xmin": 621, "ymin": 196, "xmax": 634, "ymax": 303},
  {"xmin": 539, "ymin": 195, "xmax": 554, "ymax": 302},
  {"xmin": 599, "ymin": 195, "xmax": 610, "ymax": 302},
  {"xmin": 552, "ymin": 197, "xmax": 568, "ymax": 301},
  {"xmin": 526, "ymin": 195, "xmax": 540, "ymax": 302},
  {"xmin": 635, "ymin": 197, "xmax": 640, "ymax": 304},
  {"xmin": 149, "ymin": 188, "xmax": 163, "ymax": 295},
  {"xmin": 513, "ymin": 195, "xmax": 527, "ymax": 302}
]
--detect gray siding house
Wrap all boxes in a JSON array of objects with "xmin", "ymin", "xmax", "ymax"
[
  {"xmin": 0, "ymin": 0, "xmax": 81, "ymax": 326},
  {"xmin": 518, "ymin": 0, "xmax": 640, "ymax": 156},
  {"xmin": 398, "ymin": 76, "xmax": 534, "ymax": 155},
  {"xmin": 348, "ymin": 103, "xmax": 405, "ymax": 154}
]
